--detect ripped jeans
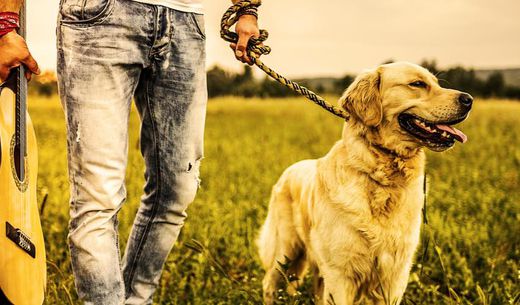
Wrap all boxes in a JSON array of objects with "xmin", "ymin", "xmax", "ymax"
[{"xmin": 57, "ymin": 0, "xmax": 207, "ymax": 304}]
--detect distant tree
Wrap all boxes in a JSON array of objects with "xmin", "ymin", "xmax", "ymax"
[
  {"xmin": 316, "ymin": 84, "xmax": 326, "ymax": 94},
  {"xmin": 207, "ymin": 66, "xmax": 234, "ymax": 97},
  {"xmin": 334, "ymin": 74, "xmax": 354, "ymax": 94},
  {"xmin": 232, "ymin": 66, "xmax": 260, "ymax": 97},
  {"xmin": 504, "ymin": 86, "xmax": 520, "ymax": 99},
  {"xmin": 381, "ymin": 59, "xmax": 395, "ymax": 65},
  {"xmin": 259, "ymin": 77, "xmax": 298, "ymax": 98},
  {"xmin": 438, "ymin": 66, "xmax": 483, "ymax": 95},
  {"xmin": 234, "ymin": 81, "xmax": 259, "ymax": 98},
  {"xmin": 28, "ymin": 70, "xmax": 58, "ymax": 97},
  {"xmin": 420, "ymin": 59, "xmax": 439, "ymax": 75},
  {"xmin": 483, "ymin": 72, "xmax": 505, "ymax": 97},
  {"xmin": 234, "ymin": 66, "xmax": 254, "ymax": 86}
]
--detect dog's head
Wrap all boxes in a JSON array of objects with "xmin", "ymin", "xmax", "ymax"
[{"xmin": 340, "ymin": 62, "xmax": 472, "ymax": 153}]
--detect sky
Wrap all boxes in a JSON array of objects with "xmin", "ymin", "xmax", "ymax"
[{"xmin": 28, "ymin": 0, "xmax": 520, "ymax": 77}]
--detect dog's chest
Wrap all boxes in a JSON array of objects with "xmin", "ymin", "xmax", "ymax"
[
  {"xmin": 331, "ymin": 171, "xmax": 425, "ymax": 256},
  {"xmin": 357, "ymin": 181, "xmax": 424, "ymax": 265}
]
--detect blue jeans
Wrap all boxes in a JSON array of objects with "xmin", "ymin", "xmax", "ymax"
[{"xmin": 57, "ymin": 0, "xmax": 207, "ymax": 303}]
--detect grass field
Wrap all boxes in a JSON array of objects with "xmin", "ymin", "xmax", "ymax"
[{"xmin": 29, "ymin": 96, "xmax": 519, "ymax": 305}]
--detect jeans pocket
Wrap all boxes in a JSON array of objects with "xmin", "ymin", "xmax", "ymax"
[
  {"xmin": 59, "ymin": 0, "xmax": 114, "ymax": 26},
  {"xmin": 189, "ymin": 13, "xmax": 206, "ymax": 40}
]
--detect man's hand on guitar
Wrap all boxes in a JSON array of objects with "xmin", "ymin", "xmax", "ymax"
[{"xmin": 0, "ymin": 30, "xmax": 39, "ymax": 83}]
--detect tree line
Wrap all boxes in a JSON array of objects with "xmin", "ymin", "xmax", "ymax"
[
  {"xmin": 26, "ymin": 60, "xmax": 520, "ymax": 99},
  {"xmin": 419, "ymin": 59, "xmax": 520, "ymax": 99},
  {"xmin": 207, "ymin": 65, "xmax": 301, "ymax": 98},
  {"xmin": 207, "ymin": 60, "xmax": 520, "ymax": 99}
]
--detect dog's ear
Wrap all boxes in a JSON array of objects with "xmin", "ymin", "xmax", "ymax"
[{"xmin": 340, "ymin": 69, "xmax": 383, "ymax": 127}]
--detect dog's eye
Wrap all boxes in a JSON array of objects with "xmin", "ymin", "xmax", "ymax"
[{"xmin": 409, "ymin": 80, "xmax": 427, "ymax": 88}]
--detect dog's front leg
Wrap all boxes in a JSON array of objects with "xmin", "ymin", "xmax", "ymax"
[
  {"xmin": 262, "ymin": 267, "xmax": 282, "ymax": 305},
  {"xmin": 370, "ymin": 262, "xmax": 411, "ymax": 305},
  {"xmin": 321, "ymin": 268, "xmax": 357, "ymax": 305},
  {"xmin": 378, "ymin": 274, "xmax": 409, "ymax": 305}
]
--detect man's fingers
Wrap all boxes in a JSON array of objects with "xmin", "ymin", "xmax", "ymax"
[
  {"xmin": 231, "ymin": 45, "xmax": 246, "ymax": 64},
  {"xmin": 230, "ymin": 43, "xmax": 248, "ymax": 64},
  {"xmin": 235, "ymin": 34, "xmax": 248, "ymax": 57},
  {"xmin": 232, "ymin": 33, "xmax": 260, "ymax": 65},
  {"xmin": 236, "ymin": 33, "xmax": 251, "ymax": 62},
  {"xmin": 230, "ymin": 43, "xmax": 246, "ymax": 64},
  {"xmin": 21, "ymin": 53, "xmax": 40, "ymax": 75},
  {"xmin": 25, "ymin": 69, "xmax": 32, "ymax": 81},
  {"xmin": 0, "ymin": 68, "xmax": 9, "ymax": 83}
]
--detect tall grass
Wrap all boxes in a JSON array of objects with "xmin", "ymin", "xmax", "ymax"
[{"xmin": 28, "ymin": 96, "xmax": 519, "ymax": 304}]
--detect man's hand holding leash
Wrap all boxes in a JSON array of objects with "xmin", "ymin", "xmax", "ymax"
[{"xmin": 230, "ymin": 0, "xmax": 261, "ymax": 65}]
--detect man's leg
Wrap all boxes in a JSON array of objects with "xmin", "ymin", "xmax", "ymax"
[
  {"xmin": 57, "ymin": 0, "xmax": 155, "ymax": 303},
  {"xmin": 122, "ymin": 7, "xmax": 207, "ymax": 304}
]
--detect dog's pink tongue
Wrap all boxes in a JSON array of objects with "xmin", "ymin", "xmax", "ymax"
[{"xmin": 436, "ymin": 124, "xmax": 468, "ymax": 143}]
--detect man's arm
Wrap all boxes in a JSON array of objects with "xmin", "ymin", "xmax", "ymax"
[
  {"xmin": 0, "ymin": 0, "xmax": 39, "ymax": 83},
  {"xmin": 230, "ymin": 0, "xmax": 260, "ymax": 65},
  {"xmin": 0, "ymin": 0, "xmax": 23, "ymax": 13}
]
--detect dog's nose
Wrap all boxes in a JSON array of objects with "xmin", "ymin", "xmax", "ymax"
[{"xmin": 458, "ymin": 93, "xmax": 473, "ymax": 109}]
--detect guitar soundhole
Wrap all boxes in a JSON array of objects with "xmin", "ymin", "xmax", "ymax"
[{"xmin": 13, "ymin": 143, "xmax": 24, "ymax": 182}]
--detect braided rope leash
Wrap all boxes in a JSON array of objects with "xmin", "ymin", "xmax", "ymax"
[{"xmin": 220, "ymin": 0, "xmax": 350, "ymax": 121}]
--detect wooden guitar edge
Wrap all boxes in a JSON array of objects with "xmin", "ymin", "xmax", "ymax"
[{"xmin": 0, "ymin": 286, "xmax": 14, "ymax": 305}]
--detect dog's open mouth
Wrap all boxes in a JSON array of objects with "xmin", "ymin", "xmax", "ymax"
[{"xmin": 398, "ymin": 113, "xmax": 467, "ymax": 149}]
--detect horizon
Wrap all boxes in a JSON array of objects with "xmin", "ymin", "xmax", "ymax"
[{"xmin": 33, "ymin": 63, "xmax": 520, "ymax": 80}]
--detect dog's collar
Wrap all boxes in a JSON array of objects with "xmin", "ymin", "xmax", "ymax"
[
  {"xmin": 371, "ymin": 143, "xmax": 400, "ymax": 158},
  {"xmin": 356, "ymin": 127, "xmax": 415, "ymax": 160},
  {"xmin": 366, "ymin": 141, "xmax": 411, "ymax": 160}
]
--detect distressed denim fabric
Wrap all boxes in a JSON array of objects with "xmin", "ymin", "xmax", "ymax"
[{"xmin": 57, "ymin": 0, "xmax": 207, "ymax": 303}]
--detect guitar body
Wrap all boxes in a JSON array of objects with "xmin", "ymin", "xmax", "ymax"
[
  {"xmin": 0, "ymin": 5, "xmax": 46, "ymax": 303},
  {"xmin": 0, "ymin": 75, "xmax": 45, "ymax": 305}
]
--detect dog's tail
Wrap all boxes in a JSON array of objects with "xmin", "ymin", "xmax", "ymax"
[
  {"xmin": 257, "ymin": 166, "xmax": 299, "ymax": 271},
  {"xmin": 257, "ymin": 205, "xmax": 277, "ymax": 270},
  {"xmin": 257, "ymin": 176, "xmax": 291, "ymax": 271}
]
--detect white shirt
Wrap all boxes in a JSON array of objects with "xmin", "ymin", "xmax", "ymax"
[{"xmin": 131, "ymin": 0, "xmax": 204, "ymax": 14}]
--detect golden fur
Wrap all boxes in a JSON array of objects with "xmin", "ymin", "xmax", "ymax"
[{"xmin": 257, "ymin": 62, "xmax": 471, "ymax": 305}]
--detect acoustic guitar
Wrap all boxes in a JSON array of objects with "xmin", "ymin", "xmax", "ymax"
[{"xmin": 0, "ymin": 4, "xmax": 46, "ymax": 305}]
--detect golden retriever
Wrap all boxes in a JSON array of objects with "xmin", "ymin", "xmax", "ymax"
[{"xmin": 257, "ymin": 62, "xmax": 472, "ymax": 305}]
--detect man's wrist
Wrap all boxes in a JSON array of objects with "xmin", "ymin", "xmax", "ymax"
[
  {"xmin": 0, "ymin": 29, "xmax": 16, "ymax": 40},
  {"xmin": 0, "ymin": 0, "xmax": 23, "ymax": 13},
  {"xmin": 238, "ymin": 14, "xmax": 258, "ymax": 22}
]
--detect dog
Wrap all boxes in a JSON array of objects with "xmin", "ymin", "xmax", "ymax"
[{"xmin": 257, "ymin": 62, "xmax": 472, "ymax": 305}]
